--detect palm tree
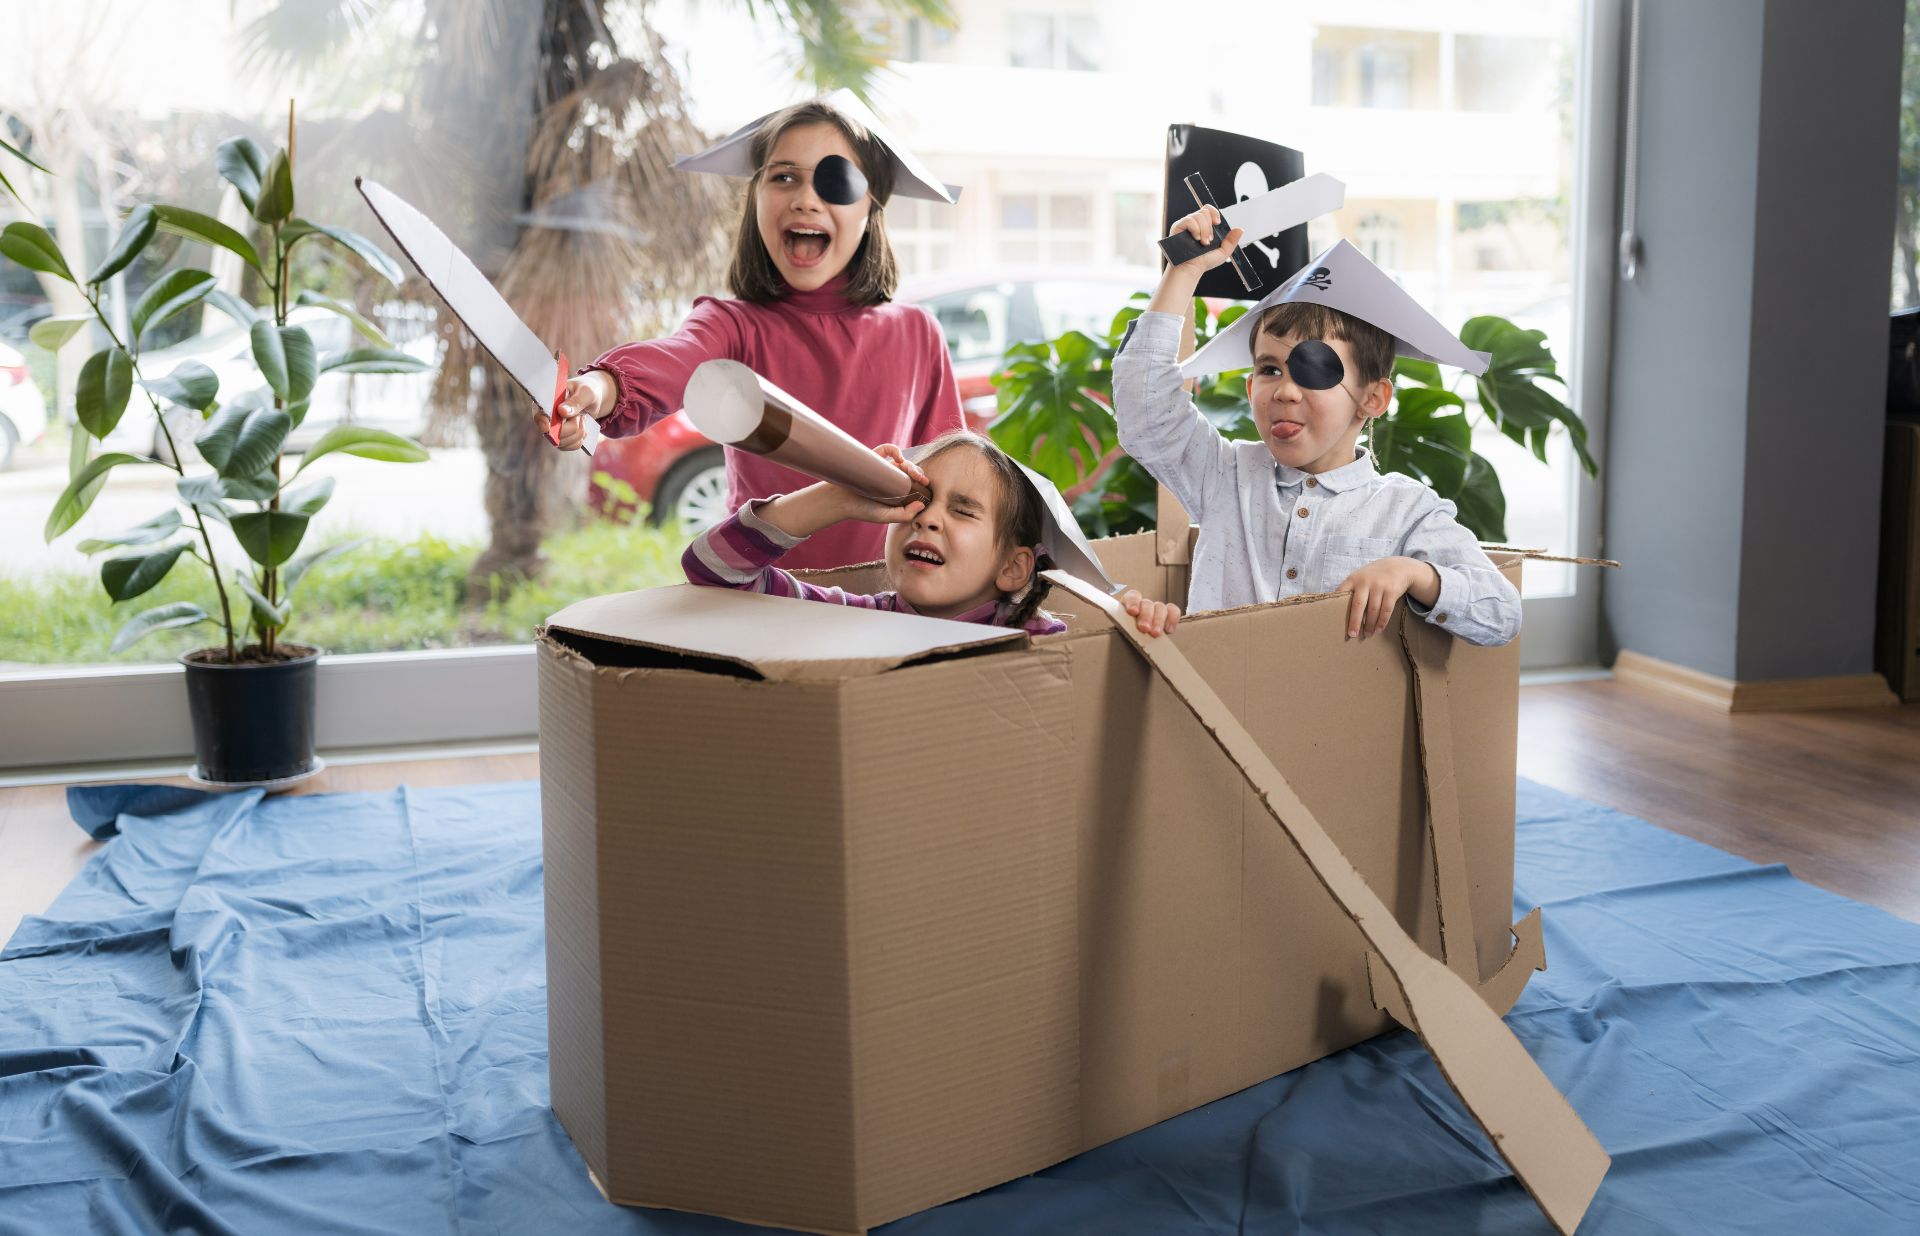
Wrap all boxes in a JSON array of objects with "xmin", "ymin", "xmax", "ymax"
[{"xmin": 237, "ymin": 0, "xmax": 953, "ymax": 600}]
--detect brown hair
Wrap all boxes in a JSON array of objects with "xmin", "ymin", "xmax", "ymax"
[
  {"xmin": 1258, "ymin": 301, "xmax": 1397, "ymax": 388},
  {"xmin": 911, "ymin": 431, "xmax": 1056, "ymax": 628},
  {"xmin": 726, "ymin": 99, "xmax": 900, "ymax": 305}
]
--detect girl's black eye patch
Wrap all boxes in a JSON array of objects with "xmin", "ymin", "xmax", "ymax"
[
  {"xmin": 1286, "ymin": 339, "xmax": 1345, "ymax": 391},
  {"xmin": 812, "ymin": 155, "xmax": 868, "ymax": 206}
]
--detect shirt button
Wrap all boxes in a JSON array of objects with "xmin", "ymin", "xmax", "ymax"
[
  {"xmin": 1286, "ymin": 568, "xmax": 1298, "ymax": 580},
  {"xmin": 1296, "ymin": 507, "xmax": 1309, "ymax": 518},
  {"xmin": 1436, "ymin": 613, "xmax": 1449, "ymax": 623},
  {"xmin": 1305, "ymin": 477, "xmax": 1318, "ymax": 488}
]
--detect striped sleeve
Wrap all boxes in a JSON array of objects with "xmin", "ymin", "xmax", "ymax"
[{"xmin": 683, "ymin": 501, "xmax": 902, "ymax": 614}]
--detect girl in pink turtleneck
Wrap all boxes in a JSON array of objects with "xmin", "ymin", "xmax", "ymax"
[{"xmin": 541, "ymin": 97, "xmax": 963, "ymax": 572}]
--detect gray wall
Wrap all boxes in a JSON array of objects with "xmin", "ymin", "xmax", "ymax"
[{"xmin": 1602, "ymin": 0, "xmax": 1905, "ymax": 681}]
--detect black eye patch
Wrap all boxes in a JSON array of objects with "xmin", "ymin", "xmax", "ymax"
[
  {"xmin": 812, "ymin": 155, "xmax": 868, "ymax": 206},
  {"xmin": 1286, "ymin": 339, "xmax": 1345, "ymax": 391}
]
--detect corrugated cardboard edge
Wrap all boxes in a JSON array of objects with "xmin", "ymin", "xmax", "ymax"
[
  {"xmin": 541, "ymin": 594, "xmax": 1027, "ymax": 684},
  {"xmin": 586, "ymin": 1165, "xmax": 867, "ymax": 1236},
  {"xmin": 1043, "ymin": 569, "xmax": 1610, "ymax": 1236}
]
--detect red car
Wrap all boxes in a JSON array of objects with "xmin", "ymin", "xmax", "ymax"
[{"xmin": 588, "ymin": 267, "xmax": 1160, "ymax": 527}]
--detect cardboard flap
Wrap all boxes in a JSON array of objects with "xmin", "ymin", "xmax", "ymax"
[{"xmin": 545, "ymin": 585, "xmax": 1026, "ymax": 682}]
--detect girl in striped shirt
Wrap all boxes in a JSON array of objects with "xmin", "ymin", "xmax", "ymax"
[{"xmin": 684, "ymin": 432, "xmax": 1181, "ymax": 638}]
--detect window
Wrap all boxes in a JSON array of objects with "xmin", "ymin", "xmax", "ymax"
[
  {"xmin": 1358, "ymin": 44, "xmax": 1414, "ymax": 109},
  {"xmin": 1312, "ymin": 47, "xmax": 1343, "ymax": 106},
  {"xmin": 888, "ymin": 197, "xmax": 958, "ymax": 279},
  {"xmin": 1894, "ymin": 2, "xmax": 1920, "ymax": 311},
  {"xmin": 1355, "ymin": 212, "xmax": 1402, "ymax": 270},
  {"xmin": 1455, "ymin": 35, "xmax": 1555, "ymax": 112},
  {"xmin": 1113, "ymin": 191, "xmax": 1155, "ymax": 265},
  {"xmin": 1008, "ymin": 12, "xmax": 1100, "ymax": 71},
  {"xmin": 996, "ymin": 191, "xmax": 1096, "ymax": 265}
]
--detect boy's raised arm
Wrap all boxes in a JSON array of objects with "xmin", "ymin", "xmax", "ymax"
[{"xmin": 1111, "ymin": 207, "xmax": 1250, "ymax": 525}]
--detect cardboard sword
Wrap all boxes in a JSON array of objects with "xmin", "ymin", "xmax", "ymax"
[
  {"xmin": 355, "ymin": 178, "xmax": 598, "ymax": 456},
  {"xmin": 1158, "ymin": 172, "xmax": 1346, "ymax": 293}
]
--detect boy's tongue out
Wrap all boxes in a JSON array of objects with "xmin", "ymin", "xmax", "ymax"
[{"xmin": 786, "ymin": 228, "xmax": 829, "ymax": 265}]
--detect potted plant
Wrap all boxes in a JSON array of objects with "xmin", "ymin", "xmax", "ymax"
[
  {"xmin": 990, "ymin": 296, "xmax": 1596, "ymax": 543},
  {"xmin": 0, "ymin": 116, "xmax": 431, "ymax": 785}
]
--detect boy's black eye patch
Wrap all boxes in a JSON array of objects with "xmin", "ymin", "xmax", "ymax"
[
  {"xmin": 812, "ymin": 155, "xmax": 868, "ymax": 206},
  {"xmin": 1286, "ymin": 339, "xmax": 1345, "ymax": 391}
]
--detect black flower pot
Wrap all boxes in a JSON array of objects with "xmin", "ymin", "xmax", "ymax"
[{"xmin": 180, "ymin": 644, "xmax": 321, "ymax": 785}]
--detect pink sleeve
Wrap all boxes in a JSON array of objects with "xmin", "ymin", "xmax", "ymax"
[
  {"xmin": 910, "ymin": 308, "xmax": 965, "ymax": 444},
  {"xmin": 585, "ymin": 298, "xmax": 745, "ymax": 439}
]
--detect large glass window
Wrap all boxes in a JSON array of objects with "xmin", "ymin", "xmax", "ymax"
[{"xmin": 1, "ymin": 0, "xmax": 1601, "ymax": 685}]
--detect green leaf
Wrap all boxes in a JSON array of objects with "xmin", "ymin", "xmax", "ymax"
[
  {"xmin": 140, "ymin": 360, "xmax": 220, "ymax": 411},
  {"xmin": 196, "ymin": 402, "xmax": 291, "ymax": 478},
  {"xmin": 111, "ymin": 602, "xmax": 210, "ymax": 654},
  {"xmin": 215, "ymin": 136, "xmax": 268, "ymax": 212},
  {"xmin": 88, "ymin": 205, "xmax": 158, "ymax": 285},
  {"xmin": 282, "ymin": 536, "xmax": 366, "ymax": 596},
  {"xmin": 0, "ymin": 135, "xmax": 50, "ymax": 174},
  {"xmin": 101, "ymin": 541, "xmax": 189, "ymax": 601},
  {"xmin": 1450, "ymin": 451, "xmax": 1508, "ymax": 542},
  {"xmin": 234, "ymin": 571, "xmax": 290, "ymax": 629},
  {"xmin": 253, "ymin": 149, "xmax": 294, "ymax": 224},
  {"xmin": 28, "ymin": 313, "xmax": 91, "ymax": 351},
  {"xmin": 0, "ymin": 221, "xmax": 75, "ymax": 282},
  {"xmin": 283, "ymin": 475, "xmax": 334, "ymax": 516},
  {"xmin": 203, "ymin": 289, "xmax": 261, "ymax": 328},
  {"xmin": 282, "ymin": 219, "xmax": 403, "ymax": 284},
  {"xmin": 220, "ymin": 471, "xmax": 280, "ymax": 502},
  {"xmin": 294, "ymin": 426, "xmax": 429, "ymax": 474},
  {"xmin": 177, "ymin": 474, "xmax": 235, "ymax": 526},
  {"xmin": 251, "ymin": 321, "xmax": 317, "ymax": 402},
  {"xmin": 75, "ymin": 347, "xmax": 134, "ymax": 438},
  {"xmin": 230, "ymin": 510, "xmax": 310, "ymax": 567},
  {"xmin": 45, "ymin": 452, "xmax": 147, "ymax": 541},
  {"xmin": 77, "ymin": 509, "xmax": 182, "ymax": 554},
  {"xmin": 295, "ymin": 290, "xmax": 392, "ymax": 346},
  {"xmin": 1394, "ymin": 357, "xmax": 1444, "ymax": 389},
  {"xmin": 318, "ymin": 346, "xmax": 430, "ymax": 375},
  {"xmin": 131, "ymin": 269, "xmax": 215, "ymax": 341},
  {"xmin": 151, "ymin": 205, "xmax": 264, "ymax": 273}
]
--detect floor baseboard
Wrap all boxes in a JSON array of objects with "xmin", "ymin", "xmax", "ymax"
[{"xmin": 1611, "ymin": 650, "xmax": 1899, "ymax": 713}]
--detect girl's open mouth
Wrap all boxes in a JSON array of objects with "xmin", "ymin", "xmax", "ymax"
[
  {"xmin": 902, "ymin": 542, "xmax": 945, "ymax": 570},
  {"xmin": 783, "ymin": 226, "xmax": 831, "ymax": 267}
]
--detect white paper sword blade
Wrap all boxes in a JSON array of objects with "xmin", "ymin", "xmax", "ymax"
[{"xmin": 355, "ymin": 178, "xmax": 598, "ymax": 455}]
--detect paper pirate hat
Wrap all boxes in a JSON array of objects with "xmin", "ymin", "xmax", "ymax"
[
  {"xmin": 1179, "ymin": 239, "xmax": 1491, "ymax": 380},
  {"xmin": 906, "ymin": 441, "xmax": 1117, "ymax": 594},
  {"xmin": 674, "ymin": 88, "xmax": 961, "ymax": 205}
]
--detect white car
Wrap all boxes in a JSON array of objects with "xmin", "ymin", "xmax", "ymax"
[
  {"xmin": 0, "ymin": 339, "xmax": 49, "ymax": 470},
  {"xmin": 104, "ymin": 306, "xmax": 438, "ymax": 463}
]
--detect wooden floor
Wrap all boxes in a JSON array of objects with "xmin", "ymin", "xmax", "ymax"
[{"xmin": 3, "ymin": 679, "xmax": 1918, "ymax": 944}]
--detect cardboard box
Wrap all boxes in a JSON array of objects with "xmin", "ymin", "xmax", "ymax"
[{"xmin": 537, "ymin": 531, "xmax": 1539, "ymax": 1236}]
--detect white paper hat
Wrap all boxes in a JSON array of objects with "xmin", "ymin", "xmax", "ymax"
[
  {"xmin": 906, "ymin": 441, "xmax": 1117, "ymax": 593},
  {"xmin": 674, "ymin": 88, "xmax": 961, "ymax": 205},
  {"xmin": 1179, "ymin": 239, "xmax": 1491, "ymax": 380}
]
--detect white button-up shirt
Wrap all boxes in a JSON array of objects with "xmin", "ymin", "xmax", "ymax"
[{"xmin": 1111, "ymin": 311, "xmax": 1521, "ymax": 647}]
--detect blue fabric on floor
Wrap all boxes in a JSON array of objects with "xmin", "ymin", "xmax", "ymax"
[{"xmin": 2, "ymin": 779, "xmax": 1917, "ymax": 1235}]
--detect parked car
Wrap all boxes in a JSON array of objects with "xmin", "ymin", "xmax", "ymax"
[
  {"xmin": 0, "ymin": 339, "xmax": 48, "ymax": 470},
  {"xmin": 101, "ymin": 306, "xmax": 437, "ymax": 464},
  {"xmin": 587, "ymin": 267, "xmax": 1161, "ymax": 528}
]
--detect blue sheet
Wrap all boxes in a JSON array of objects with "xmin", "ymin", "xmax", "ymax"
[{"xmin": 3, "ymin": 778, "xmax": 1917, "ymax": 1235}]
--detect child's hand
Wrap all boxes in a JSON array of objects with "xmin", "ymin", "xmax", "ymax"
[
  {"xmin": 1167, "ymin": 205, "xmax": 1244, "ymax": 273},
  {"xmin": 835, "ymin": 444, "xmax": 930, "ymax": 524},
  {"xmin": 1334, "ymin": 557, "xmax": 1440, "ymax": 640},
  {"xmin": 543, "ymin": 371, "xmax": 615, "ymax": 451},
  {"xmin": 1120, "ymin": 589, "xmax": 1182, "ymax": 639}
]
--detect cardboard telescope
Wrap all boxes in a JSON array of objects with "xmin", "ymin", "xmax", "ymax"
[{"xmin": 683, "ymin": 360, "xmax": 934, "ymax": 508}]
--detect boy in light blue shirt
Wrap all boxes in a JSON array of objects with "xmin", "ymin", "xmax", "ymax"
[{"xmin": 1111, "ymin": 206, "xmax": 1521, "ymax": 647}]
